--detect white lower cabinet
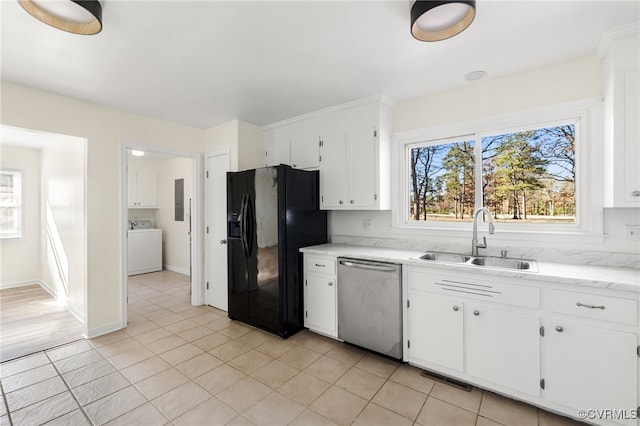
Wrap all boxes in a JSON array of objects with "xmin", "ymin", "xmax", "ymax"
[{"xmin": 303, "ymin": 255, "xmax": 337, "ymax": 338}]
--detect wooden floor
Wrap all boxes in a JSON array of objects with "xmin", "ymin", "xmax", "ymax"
[{"xmin": 0, "ymin": 284, "xmax": 84, "ymax": 362}]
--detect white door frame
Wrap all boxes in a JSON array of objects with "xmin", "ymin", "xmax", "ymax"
[
  {"xmin": 119, "ymin": 141, "xmax": 203, "ymax": 328},
  {"xmin": 204, "ymin": 149, "xmax": 230, "ymax": 309}
]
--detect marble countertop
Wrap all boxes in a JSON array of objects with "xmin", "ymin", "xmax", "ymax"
[{"xmin": 300, "ymin": 243, "xmax": 640, "ymax": 293}]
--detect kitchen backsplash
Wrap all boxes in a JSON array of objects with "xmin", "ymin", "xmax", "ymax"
[{"xmin": 331, "ymin": 235, "xmax": 640, "ymax": 269}]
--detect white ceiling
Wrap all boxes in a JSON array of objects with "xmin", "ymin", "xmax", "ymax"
[{"xmin": 1, "ymin": 1, "xmax": 639, "ymax": 129}]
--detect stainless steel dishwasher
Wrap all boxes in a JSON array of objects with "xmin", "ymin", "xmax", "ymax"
[{"xmin": 337, "ymin": 258, "xmax": 402, "ymax": 360}]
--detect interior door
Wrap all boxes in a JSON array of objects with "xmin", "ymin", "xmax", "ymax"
[{"xmin": 205, "ymin": 151, "xmax": 230, "ymax": 310}]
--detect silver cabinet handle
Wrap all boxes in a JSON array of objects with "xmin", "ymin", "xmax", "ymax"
[
  {"xmin": 452, "ymin": 306, "xmax": 459, "ymax": 311},
  {"xmin": 555, "ymin": 326, "xmax": 564, "ymax": 332},
  {"xmin": 339, "ymin": 260, "xmax": 398, "ymax": 273},
  {"xmin": 576, "ymin": 302, "xmax": 605, "ymax": 310},
  {"xmin": 220, "ymin": 239, "xmax": 227, "ymax": 244},
  {"xmin": 315, "ymin": 263, "xmax": 325, "ymax": 268},
  {"xmin": 328, "ymin": 282, "xmax": 333, "ymax": 286},
  {"xmin": 632, "ymin": 190, "xmax": 640, "ymax": 197},
  {"xmin": 339, "ymin": 200, "xmax": 343, "ymax": 205},
  {"xmin": 473, "ymin": 310, "xmax": 480, "ymax": 316}
]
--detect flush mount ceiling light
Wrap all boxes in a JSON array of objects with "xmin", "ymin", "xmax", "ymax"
[
  {"xmin": 411, "ymin": 0, "xmax": 476, "ymax": 42},
  {"xmin": 464, "ymin": 70, "xmax": 487, "ymax": 81},
  {"xmin": 18, "ymin": 0, "xmax": 102, "ymax": 35},
  {"xmin": 131, "ymin": 150, "xmax": 145, "ymax": 157}
]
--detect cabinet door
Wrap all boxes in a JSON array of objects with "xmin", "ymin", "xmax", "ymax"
[
  {"xmin": 319, "ymin": 127, "xmax": 347, "ymax": 209},
  {"xmin": 136, "ymin": 170, "xmax": 158, "ymax": 207},
  {"xmin": 542, "ymin": 318, "xmax": 638, "ymax": 425},
  {"xmin": 345, "ymin": 120, "xmax": 376, "ymax": 208},
  {"xmin": 128, "ymin": 170, "xmax": 138, "ymax": 207},
  {"xmin": 304, "ymin": 273, "xmax": 337, "ymax": 337},
  {"xmin": 290, "ymin": 134, "xmax": 319, "ymax": 169},
  {"xmin": 407, "ymin": 293, "xmax": 464, "ymax": 372},
  {"xmin": 466, "ymin": 305, "xmax": 540, "ymax": 396},
  {"xmin": 623, "ymin": 69, "xmax": 639, "ymax": 203},
  {"xmin": 264, "ymin": 128, "xmax": 291, "ymax": 167}
]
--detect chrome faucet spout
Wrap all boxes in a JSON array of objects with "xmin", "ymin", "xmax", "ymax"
[{"xmin": 471, "ymin": 207, "xmax": 495, "ymax": 257}]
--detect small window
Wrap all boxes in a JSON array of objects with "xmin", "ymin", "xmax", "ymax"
[
  {"xmin": 0, "ymin": 170, "xmax": 22, "ymax": 239},
  {"xmin": 406, "ymin": 121, "xmax": 577, "ymax": 225}
]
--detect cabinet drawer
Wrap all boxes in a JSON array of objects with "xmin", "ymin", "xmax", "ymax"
[
  {"xmin": 305, "ymin": 256, "xmax": 336, "ymax": 275},
  {"xmin": 547, "ymin": 289, "xmax": 638, "ymax": 325}
]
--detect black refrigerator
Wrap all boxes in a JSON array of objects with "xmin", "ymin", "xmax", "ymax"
[{"xmin": 227, "ymin": 165, "xmax": 327, "ymax": 337}]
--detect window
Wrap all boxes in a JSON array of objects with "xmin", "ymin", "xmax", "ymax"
[
  {"xmin": 0, "ymin": 170, "xmax": 22, "ymax": 239},
  {"xmin": 406, "ymin": 120, "xmax": 578, "ymax": 226}
]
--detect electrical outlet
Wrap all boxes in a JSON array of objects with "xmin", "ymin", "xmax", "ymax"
[
  {"xmin": 362, "ymin": 218, "xmax": 373, "ymax": 230},
  {"xmin": 624, "ymin": 225, "xmax": 640, "ymax": 242}
]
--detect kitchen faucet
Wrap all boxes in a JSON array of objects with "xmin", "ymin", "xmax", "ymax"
[{"xmin": 471, "ymin": 207, "xmax": 495, "ymax": 256}]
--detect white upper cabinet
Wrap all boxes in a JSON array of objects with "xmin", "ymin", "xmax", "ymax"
[
  {"xmin": 128, "ymin": 158, "xmax": 158, "ymax": 208},
  {"xmin": 263, "ymin": 117, "xmax": 320, "ymax": 170},
  {"xmin": 602, "ymin": 29, "xmax": 640, "ymax": 207}
]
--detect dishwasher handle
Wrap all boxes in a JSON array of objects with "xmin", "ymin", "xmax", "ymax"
[{"xmin": 339, "ymin": 260, "xmax": 399, "ymax": 273}]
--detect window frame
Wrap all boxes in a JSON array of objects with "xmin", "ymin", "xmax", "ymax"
[
  {"xmin": 0, "ymin": 168, "xmax": 23, "ymax": 240},
  {"xmin": 391, "ymin": 98, "xmax": 604, "ymax": 243}
]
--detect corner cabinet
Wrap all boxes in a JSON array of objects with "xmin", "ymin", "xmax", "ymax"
[
  {"xmin": 303, "ymin": 254, "xmax": 338, "ymax": 339},
  {"xmin": 128, "ymin": 159, "xmax": 158, "ymax": 208},
  {"xmin": 319, "ymin": 99, "xmax": 392, "ymax": 210},
  {"xmin": 603, "ymin": 30, "xmax": 640, "ymax": 207},
  {"xmin": 263, "ymin": 119, "xmax": 321, "ymax": 170}
]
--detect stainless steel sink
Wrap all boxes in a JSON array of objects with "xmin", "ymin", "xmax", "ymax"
[
  {"xmin": 468, "ymin": 256, "xmax": 537, "ymax": 271},
  {"xmin": 415, "ymin": 252, "xmax": 471, "ymax": 263},
  {"xmin": 413, "ymin": 251, "xmax": 538, "ymax": 272}
]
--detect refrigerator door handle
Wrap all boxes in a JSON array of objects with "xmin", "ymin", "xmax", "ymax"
[
  {"xmin": 246, "ymin": 195, "xmax": 255, "ymax": 256},
  {"xmin": 239, "ymin": 194, "xmax": 249, "ymax": 258}
]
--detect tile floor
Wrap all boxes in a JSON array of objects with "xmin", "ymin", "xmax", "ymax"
[{"xmin": 0, "ymin": 271, "xmax": 584, "ymax": 426}]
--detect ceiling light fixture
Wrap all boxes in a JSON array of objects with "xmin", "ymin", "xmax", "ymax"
[
  {"xmin": 131, "ymin": 150, "xmax": 145, "ymax": 157},
  {"xmin": 464, "ymin": 70, "xmax": 487, "ymax": 81},
  {"xmin": 411, "ymin": 0, "xmax": 476, "ymax": 42},
  {"xmin": 18, "ymin": 0, "xmax": 102, "ymax": 35}
]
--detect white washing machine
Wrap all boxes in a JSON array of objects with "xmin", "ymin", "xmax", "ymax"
[{"xmin": 127, "ymin": 220, "xmax": 162, "ymax": 276}]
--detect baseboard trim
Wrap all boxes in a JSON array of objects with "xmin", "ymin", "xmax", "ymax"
[
  {"xmin": 0, "ymin": 279, "xmax": 43, "ymax": 290},
  {"xmin": 38, "ymin": 280, "xmax": 56, "ymax": 298},
  {"xmin": 65, "ymin": 303, "xmax": 85, "ymax": 324},
  {"xmin": 84, "ymin": 321, "xmax": 122, "ymax": 339},
  {"xmin": 163, "ymin": 265, "xmax": 190, "ymax": 276}
]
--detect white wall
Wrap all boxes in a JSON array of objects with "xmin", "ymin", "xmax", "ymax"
[
  {"xmin": 0, "ymin": 145, "xmax": 41, "ymax": 287},
  {"xmin": 1, "ymin": 81, "xmax": 205, "ymax": 336},
  {"xmin": 330, "ymin": 55, "xmax": 640, "ymax": 258},
  {"xmin": 204, "ymin": 119, "xmax": 262, "ymax": 172},
  {"xmin": 156, "ymin": 157, "xmax": 193, "ymax": 275},
  {"xmin": 40, "ymin": 136, "xmax": 86, "ymax": 319}
]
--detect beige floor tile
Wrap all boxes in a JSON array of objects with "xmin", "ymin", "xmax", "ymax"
[
  {"xmin": 108, "ymin": 346, "xmax": 155, "ymax": 369},
  {"xmin": 158, "ymin": 343, "xmax": 204, "ymax": 365},
  {"xmin": 251, "ymin": 360, "xmax": 299, "ymax": 389},
  {"xmin": 133, "ymin": 327, "xmax": 173, "ymax": 345},
  {"xmin": 152, "ymin": 381, "xmax": 211, "ymax": 420},
  {"xmin": 119, "ymin": 356, "xmax": 171, "ymax": 383},
  {"xmin": 0, "ymin": 352, "xmax": 50, "ymax": 378},
  {"xmin": 104, "ymin": 402, "xmax": 168, "ymax": 425},
  {"xmin": 83, "ymin": 386, "xmax": 147, "ymax": 425},
  {"xmin": 226, "ymin": 414, "xmax": 257, "ymax": 425},
  {"xmin": 416, "ymin": 396, "xmax": 478, "ymax": 426},
  {"xmin": 218, "ymin": 322, "xmax": 253, "ymax": 339},
  {"xmin": 173, "ymin": 397, "xmax": 238, "ymax": 426},
  {"xmin": 209, "ymin": 341, "xmax": 252, "ymax": 362},
  {"xmin": 229, "ymin": 349, "xmax": 273, "ymax": 375},
  {"xmin": 324, "ymin": 344, "xmax": 365, "ymax": 366},
  {"xmin": 190, "ymin": 311, "xmax": 225, "ymax": 325},
  {"xmin": 217, "ymin": 376, "xmax": 273, "ymax": 413},
  {"xmin": 45, "ymin": 340, "xmax": 94, "ymax": 362},
  {"xmin": 134, "ymin": 367, "xmax": 190, "ymax": 400},
  {"xmin": 204, "ymin": 317, "xmax": 233, "ymax": 331},
  {"xmin": 279, "ymin": 372, "xmax": 332, "ymax": 406},
  {"xmin": 539, "ymin": 408, "xmax": 586, "ymax": 426},
  {"xmin": 123, "ymin": 319, "xmax": 160, "ymax": 337},
  {"xmin": 244, "ymin": 391, "xmax": 305, "ymax": 425},
  {"xmin": 195, "ymin": 364, "xmax": 247, "ymax": 395},
  {"xmin": 72, "ymin": 371, "xmax": 130, "ymax": 405},
  {"xmin": 304, "ymin": 355, "xmax": 351, "ymax": 383},
  {"xmin": 1, "ymin": 363, "xmax": 58, "ymax": 393},
  {"xmin": 176, "ymin": 325, "xmax": 216, "ymax": 342},
  {"xmin": 152, "ymin": 313, "xmax": 185, "ymax": 327},
  {"xmin": 165, "ymin": 319, "xmax": 200, "ymax": 334},
  {"xmin": 146, "ymin": 335, "xmax": 188, "ymax": 355},
  {"xmin": 334, "ymin": 367, "xmax": 386, "ymax": 400},
  {"xmin": 310, "ymin": 385, "xmax": 368, "ymax": 425},
  {"xmin": 96, "ymin": 337, "xmax": 144, "ymax": 358},
  {"xmin": 61, "ymin": 359, "xmax": 116, "ymax": 388},
  {"xmin": 354, "ymin": 353, "xmax": 399, "ymax": 379},
  {"xmin": 479, "ymin": 391, "xmax": 539, "ymax": 426},
  {"xmin": 9, "ymin": 391, "xmax": 79, "ymax": 425},
  {"xmin": 292, "ymin": 332, "xmax": 337, "ymax": 354},
  {"xmin": 175, "ymin": 352, "xmax": 223, "ymax": 379},
  {"xmin": 476, "ymin": 416, "xmax": 505, "ymax": 426},
  {"xmin": 53, "ymin": 350, "xmax": 104, "ymax": 374},
  {"xmin": 372, "ymin": 380, "xmax": 428, "ymax": 421},
  {"xmin": 236, "ymin": 330, "xmax": 275, "ymax": 348},
  {"xmin": 389, "ymin": 364, "xmax": 436, "ymax": 394},
  {"xmin": 44, "ymin": 408, "xmax": 92, "ymax": 425},
  {"xmin": 279, "ymin": 346, "xmax": 322, "ymax": 370},
  {"xmin": 5, "ymin": 375, "xmax": 67, "ymax": 411},
  {"xmin": 430, "ymin": 381, "xmax": 483, "ymax": 413},
  {"xmin": 255, "ymin": 338, "xmax": 296, "ymax": 359},
  {"xmin": 289, "ymin": 409, "xmax": 338, "ymax": 426},
  {"xmin": 353, "ymin": 402, "xmax": 414, "ymax": 426},
  {"xmin": 87, "ymin": 330, "xmax": 129, "ymax": 348},
  {"xmin": 193, "ymin": 332, "xmax": 232, "ymax": 351}
]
